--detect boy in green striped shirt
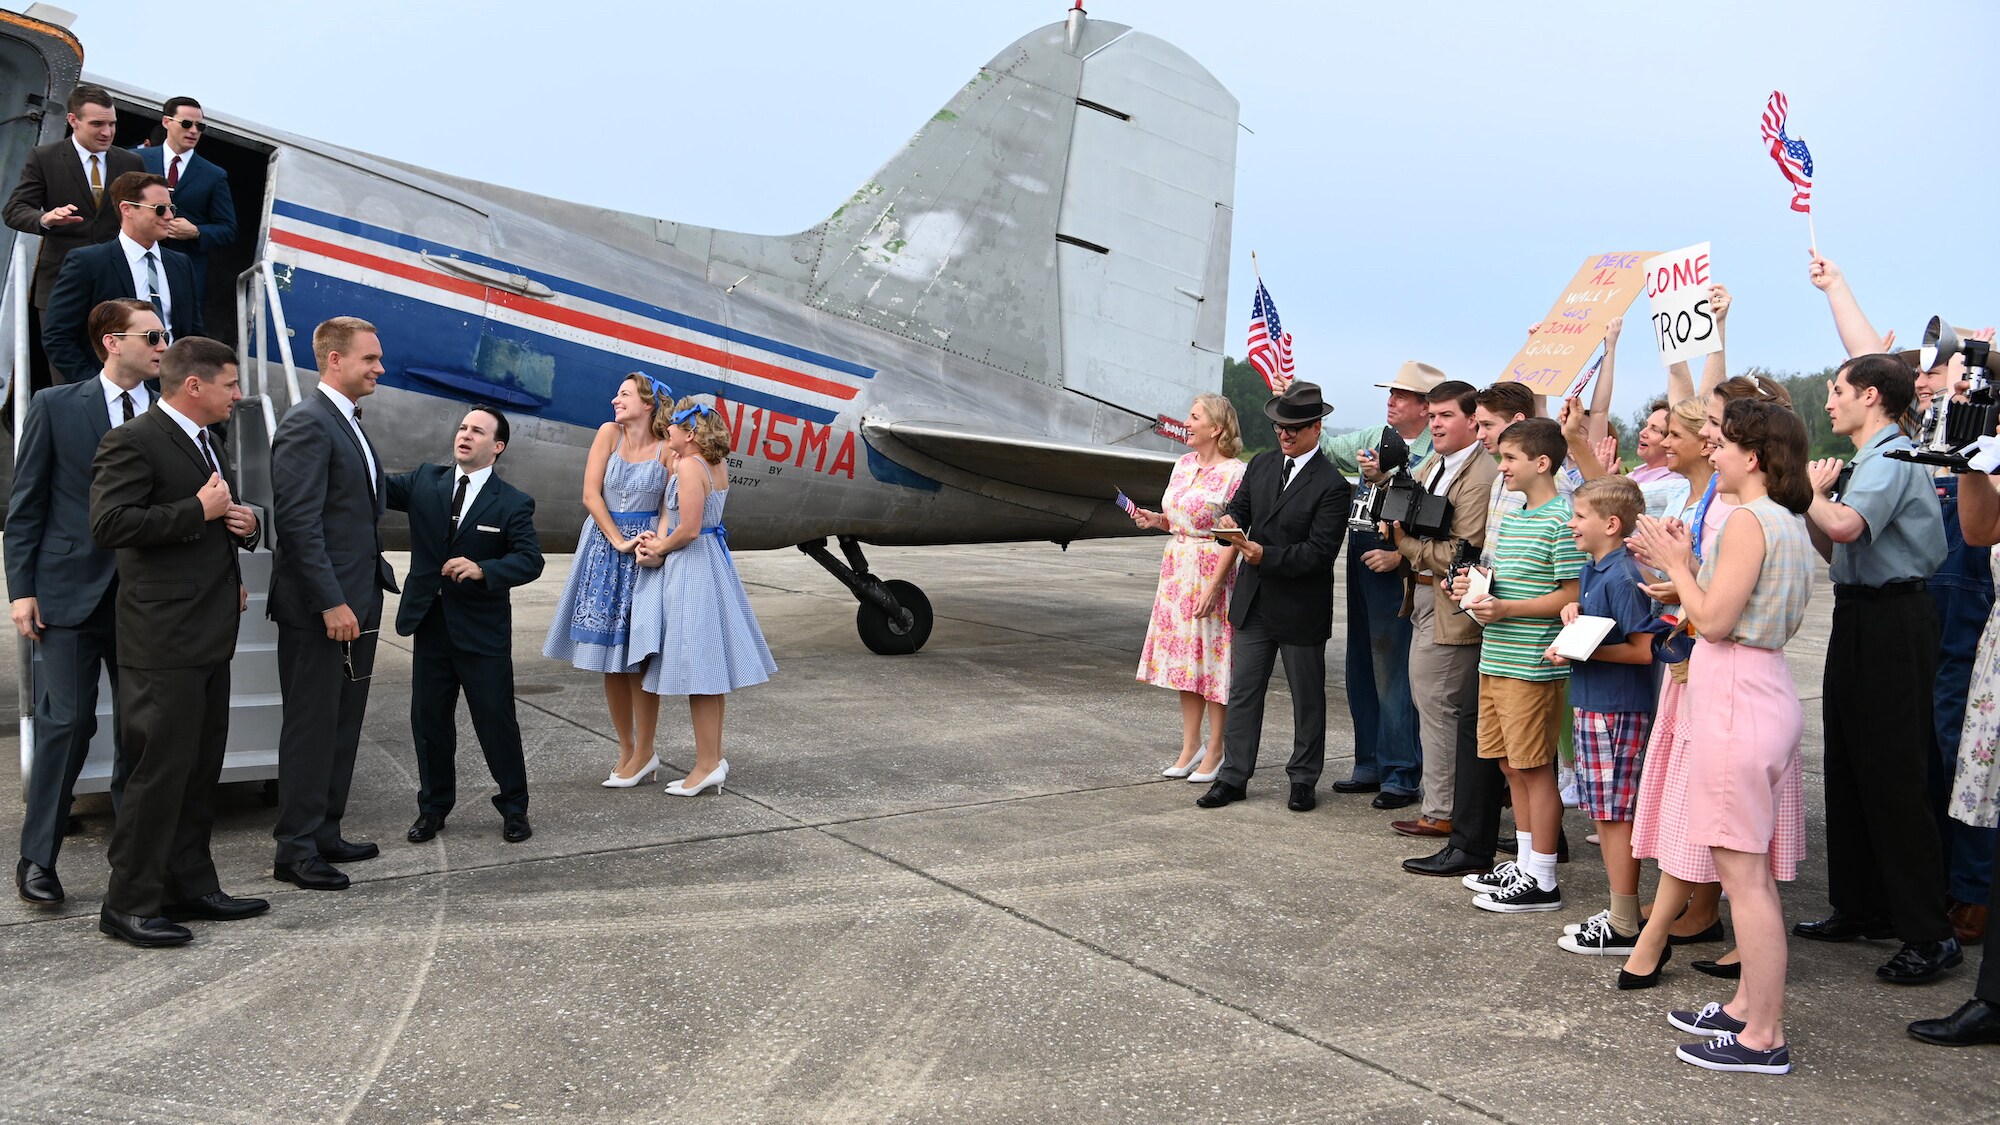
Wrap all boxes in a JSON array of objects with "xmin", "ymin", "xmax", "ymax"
[{"xmin": 1452, "ymin": 418, "xmax": 1587, "ymax": 912}]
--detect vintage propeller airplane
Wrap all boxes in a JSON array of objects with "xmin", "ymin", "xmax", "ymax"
[{"xmin": 1, "ymin": 3, "xmax": 1239, "ymax": 655}]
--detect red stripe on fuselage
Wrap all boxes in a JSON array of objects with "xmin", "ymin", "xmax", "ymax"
[{"xmin": 268, "ymin": 228, "xmax": 861, "ymax": 401}]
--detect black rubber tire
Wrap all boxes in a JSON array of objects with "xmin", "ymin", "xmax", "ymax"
[{"xmin": 856, "ymin": 579, "xmax": 932, "ymax": 655}]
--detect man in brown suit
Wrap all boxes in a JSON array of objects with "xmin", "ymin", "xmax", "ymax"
[
  {"xmin": 89, "ymin": 336, "xmax": 263, "ymax": 946},
  {"xmin": 2, "ymin": 84, "xmax": 143, "ymax": 387},
  {"xmin": 1385, "ymin": 379, "xmax": 1497, "ymax": 840}
]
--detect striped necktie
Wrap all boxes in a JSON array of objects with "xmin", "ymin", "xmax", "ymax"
[
  {"xmin": 89, "ymin": 155, "xmax": 102, "ymax": 203},
  {"xmin": 144, "ymin": 251, "xmax": 164, "ymax": 325}
]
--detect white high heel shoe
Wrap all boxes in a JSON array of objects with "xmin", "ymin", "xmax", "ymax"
[
  {"xmin": 603, "ymin": 756, "xmax": 662, "ymax": 788},
  {"xmin": 1187, "ymin": 757, "xmax": 1222, "ymax": 784},
  {"xmin": 1161, "ymin": 754, "xmax": 1202, "ymax": 779},
  {"xmin": 667, "ymin": 758, "xmax": 728, "ymax": 797}
]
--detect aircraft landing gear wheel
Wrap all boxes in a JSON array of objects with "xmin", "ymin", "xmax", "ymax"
[{"xmin": 856, "ymin": 579, "xmax": 932, "ymax": 655}]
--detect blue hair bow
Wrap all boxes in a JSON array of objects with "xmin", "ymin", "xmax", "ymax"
[
  {"xmin": 671, "ymin": 401, "xmax": 716, "ymax": 425},
  {"xmin": 643, "ymin": 375, "xmax": 677, "ymax": 407}
]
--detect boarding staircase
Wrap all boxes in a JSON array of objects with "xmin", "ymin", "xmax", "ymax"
[{"xmin": 5, "ymin": 240, "xmax": 293, "ymax": 798}]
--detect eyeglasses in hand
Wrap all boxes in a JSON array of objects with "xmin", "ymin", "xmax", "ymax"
[{"xmin": 341, "ymin": 629, "xmax": 381, "ymax": 682}]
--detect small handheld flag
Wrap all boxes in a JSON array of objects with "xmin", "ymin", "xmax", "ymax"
[
  {"xmin": 1114, "ymin": 489, "xmax": 1139, "ymax": 518},
  {"xmin": 1246, "ymin": 275, "xmax": 1295, "ymax": 392}
]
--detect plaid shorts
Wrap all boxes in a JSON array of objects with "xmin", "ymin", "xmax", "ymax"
[{"xmin": 1573, "ymin": 709, "xmax": 1651, "ymax": 821}]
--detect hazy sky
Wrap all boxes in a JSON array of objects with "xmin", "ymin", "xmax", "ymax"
[{"xmin": 33, "ymin": 0, "xmax": 2000, "ymax": 426}]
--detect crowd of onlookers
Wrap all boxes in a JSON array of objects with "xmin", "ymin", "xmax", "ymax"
[{"xmin": 1129, "ymin": 258, "xmax": 2000, "ymax": 1073}]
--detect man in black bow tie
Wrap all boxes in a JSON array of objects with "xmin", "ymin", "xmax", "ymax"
[{"xmin": 1197, "ymin": 381, "xmax": 1351, "ymax": 812}]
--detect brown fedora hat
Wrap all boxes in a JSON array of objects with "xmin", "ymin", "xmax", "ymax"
[{"xmin": 1264, "ymin": 381, "xmax": 1336, "ymax": 425}]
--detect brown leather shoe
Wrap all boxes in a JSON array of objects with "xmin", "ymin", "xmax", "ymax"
[
  {"xmin": 1391, "ymin": 816, "xmax": 1452, "ymax": 838},
  {"xmin": 1950, "ymin": 902, "xmax": 1988, "ymax": 946}
]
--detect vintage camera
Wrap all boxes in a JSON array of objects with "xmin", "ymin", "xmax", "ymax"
[
  {"xmin": 1889, "ymin": 316, "xmax": 1998, "ymax": 472},
  {"xmin": 1362, "ymin": 428, "xmax": 1453, "ymax": 539}
]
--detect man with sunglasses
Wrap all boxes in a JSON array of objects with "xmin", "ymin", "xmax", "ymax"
[
  {"xmin": 3, "ymin": 84, "xmax": 144, "ymax": 391},
  {"xmin": 1195, "ymin": 381, "xmax": 1351, "ymax": 812},
  {"xmin": 136, "ymin": 98, "xmax": 237, "ymax": 298},
  {"xmin": 6, "ymin": 299, "xmax": 163, "ymax": 907},
  {"xmin": 40, "ymin": 172, "xmax": 201, "ymax": 388}
]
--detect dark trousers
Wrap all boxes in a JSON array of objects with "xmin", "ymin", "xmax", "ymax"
[
  {"xmin": 1824, "ymin": 587, "xmax": 1952, "ymax": 942},
  {"xmin": 273, "ymin": 615, "xmax": 377, "ymax": 864},
  {"xmin": 412, "ymin": 604, "xmax": 528, "ymax": 818},
  {"xmin": 1446, "ymin": 677, "xmax": 1504, "ymax": 862},
  {"xmin": 1219, "ymin": 606, "xmax": 1328, "ymax": 789},
  {"xmin": 1929, "ymin": 481, "xmax": 1997, "ymax": 905},
  {"xmin": 1343, "ymin": 529, "xmax": 1421, "ymax": 795},
  {"xmin": 18, "ymin": 592, "xmax": 128, "ymax": 868},
  {"xmin": 104, "ymin": 662, "xmax": 229, "ymax": 916}
]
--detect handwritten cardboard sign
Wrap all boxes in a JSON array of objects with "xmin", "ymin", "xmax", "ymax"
[
  {"xmin": 1501, "ymin": 252, "xmax": 1653, "ymax": 395},
  {"xmin": 1643, "ymin": 242, "xmax": 1719, "ymax": 367}
]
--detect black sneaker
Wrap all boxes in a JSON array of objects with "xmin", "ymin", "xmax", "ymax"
[
  {"xmin": 1669, "ymin": 1001, "xmax": 1748, "ymax": 1037},
  {"xmin": 1559, "ymin": 911, "xmax": 1639, "ymax": 955},
  {"xmin": 1462, "ymin": 861, "xmax": 1520, "ymax": 894},
  {"xmin": 1675, "ymin": 1032, "xmax": 1791, "ymax": 1074},
  {"xmin": 1474, "ymin": 871, "xmax": 1563, "ymax": 913}
]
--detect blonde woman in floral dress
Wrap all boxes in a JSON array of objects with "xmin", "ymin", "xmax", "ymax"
[{"xmin": 1132, "ymin": 393, "xmax": 1245, "ymax": 783}]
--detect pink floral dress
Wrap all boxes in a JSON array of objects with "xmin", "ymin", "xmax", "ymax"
[{"xmin": 1136, "ymin": 454, "xmax": 1246, "ymax": 704}]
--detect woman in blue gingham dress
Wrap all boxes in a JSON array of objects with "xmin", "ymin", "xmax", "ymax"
[{"xmin": 544, "ymin": 374, "xmax": 671, "ymax": 783}]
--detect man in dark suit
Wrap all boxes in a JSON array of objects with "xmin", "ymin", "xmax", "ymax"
[
  {"xmin": 136, "ymin": 97, "xmax": 237, "ymax": 298},
  {"xmin": 6, "ymin": 299, "xmax": 164, "ymax": 905},
  {"xmin": 89, "ymin": 336, "xmax": 264, "ymax": 946},
  {"xmin": 2, "ymin": 84, "xmax": 144, "ymax": 388},
  {"xmin": 387, "ymin": 406, "xmax": 545, "ymax": 844},
  {"xmin": 268, "ymin": 316, "xmax": 397, "ymax": 891},
  {"xmin": 1197, "ymin": 381, "xmax": 1351, "ymax": 812},
  {"xmin": 41, "ymin": 172, "xmax": 202, "ymax": 384}
]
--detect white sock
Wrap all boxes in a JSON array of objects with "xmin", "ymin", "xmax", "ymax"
[
  {"xmin": 1528, "ymin": 850, "xmax": 1559, "ymax": 891},
  {"xmin": 1515, "ymin": 831, "xmax": 1534, "ymax": 862}
]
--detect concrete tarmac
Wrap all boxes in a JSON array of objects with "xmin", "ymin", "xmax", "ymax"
[{"xmin": 0, "ymin": 540, "xmax": 1988, "ymax": 1123}]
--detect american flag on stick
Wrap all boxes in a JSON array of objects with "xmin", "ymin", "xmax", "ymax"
[
  {"xmin": 1246, "ymin": 276, "xmax": 1295, "ymax": 391},
  {"xmin": 1760, "ymin": 91, "xmax": 1814, "ymax": 214}
]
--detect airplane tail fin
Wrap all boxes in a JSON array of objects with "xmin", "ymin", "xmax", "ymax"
[{"xmin": 703, "ymin": 17, "xmax": 1238, "ymax": 428}]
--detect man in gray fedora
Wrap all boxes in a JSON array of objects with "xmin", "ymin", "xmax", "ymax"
[{"xmin": 1198, "ymin": 381, "xmax": 1352, "ymax": 812}]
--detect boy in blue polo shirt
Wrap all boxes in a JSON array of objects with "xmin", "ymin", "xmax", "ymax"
[{"xmin": 1546, "ymin": 477, "xmax": 1658, "ymax": 953}]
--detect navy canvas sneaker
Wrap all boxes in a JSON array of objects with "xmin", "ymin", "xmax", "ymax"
[
  {"xmin": 1676, "ymin": 1032, "xmax": 1791, "ymax": 1074},
  {"xmin": 1669, "ymin": 1001, "xmax": 1748, "ymax": 1037}
]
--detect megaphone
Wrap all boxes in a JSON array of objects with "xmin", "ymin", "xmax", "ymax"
[{"xmin": 1921, "ymin": 316, "xmax": 1993, "ymax": 375}]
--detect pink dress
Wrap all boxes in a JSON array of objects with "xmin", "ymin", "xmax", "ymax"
[
  {"xmin": 1630, "ymin": 487, "xmax": 1736, "ymax": 880},
  {"xmin": 1136, "ymin": 454, "xmax": 1246, "ymax": 704}
]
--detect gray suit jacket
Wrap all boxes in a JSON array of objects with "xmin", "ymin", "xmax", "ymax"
[
  {"xmin": 4, "ymin": 378, "xmax": 130, "ymax": 625},
  {"xmin": 88, "ymin": 405, "xmax": 256, "ymax": 668},
  {"xmin": 268, "ymin": 389, "xmax": 398, "ymax": 628}
]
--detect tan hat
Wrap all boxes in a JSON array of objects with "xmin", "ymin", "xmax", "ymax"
[{"xmin": 1376, "ymin": 361, "xmax": 1447, "ymax": 395}]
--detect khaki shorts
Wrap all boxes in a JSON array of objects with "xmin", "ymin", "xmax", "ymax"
[{"xmin": 1476, "ymin": 674, "xmax": 1565, "ymax": 770}]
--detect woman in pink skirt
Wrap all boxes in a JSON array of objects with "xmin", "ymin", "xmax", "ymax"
[
  {"xmin": 1631, "ymin": 399, "xmax": 1815, "ymax": 1075},
  {"xmin": 1131, "ymin": 393, "xmax": 1245, "ymax": 782}
]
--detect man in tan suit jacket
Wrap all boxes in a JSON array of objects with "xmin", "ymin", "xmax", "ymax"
[{"xmin": 1386, "ymin": 379, "xmax": 1496, "ymax": 839}]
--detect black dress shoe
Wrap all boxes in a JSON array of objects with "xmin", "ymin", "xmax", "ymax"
[
  {"xmin": 1908, "ymin": 999, "xmax": 2000, "ymax": 1046},
  {"xmin": 1288, "ymin": 784, "xmax": 1317, "ymax": 812},
  {"xmin": 1668, "ymin": 920, "xmax": 1726, "ymax": 946},
  {"xmin": 98, "ymin": 908, "xmax": 192, "ymax": 947},
  {"xmin": 1371, "ymin": 790, "xmax": 1418, "ymax": 810},
  {"xmin": 16, "ymin": 858, "xmax": 63, "ymax": 906},
  {"xmin": 163, "ymin": 891, "xmax": 272, "ymax": 922},
  {"xmin": 1793, "ymin": 911, "xmax": 1895, "ymax": 943},
  {"xmin": 407, "ymin": 813, "xmax": 447, "ymax": 843},
  {"xmin": 1878, "ymin": 938, "xmax": 1964, "ymax": 984},
  {"xmin": 502, "ymin": 813, "xmax": 532, "ymax": 843},
  {"xmin": 1402, "ymin": 846, "xmax": 1492, "ymax": 877},
  {"xmin": 273, "ymin": 856, "xmax": 351, "ymax": 891},
  {"xmin": 1195, "ymin": 781, "xmax": 1247, "ymax": 808},
  {"xmin": 1692, "ymin": 958, "xmax": 1743, "ymax": 980},
  {"xmin": 322, "ymin": 838, "xmax": 380, "ymax": 863},
  {"xmin": 1331, "ymin": 777, "xmax": 1380, "ymax": 794}
]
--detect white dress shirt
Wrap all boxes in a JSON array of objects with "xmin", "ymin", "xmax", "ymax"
[
  {"xmin": 118, "ymin": 232, "xmax": 172, "ymax": 328},
  {"xmin": 318, "ymin": 382, "xmax": 378, "ymax": 488},
  {"xmin": 450, "ymin": 463, "xmax": 494, "ymax": 534},
  {"xmin": 71, "ymin": 138, "xmax": 105, "ymax": 203},
  {"xmin": 162, "ymin": 143, "xmax": 191, "ymax": 187},
  {"xmin": 98, "ymin": 371, "xmax": 154, "ymax": 429},
  {"xmin": 1415, "ymin": 441, "xmax": 1480, "ymax": 576},
  {"xmin": 1280, "ymin": 444, "xmax": 1319, "ymax": 490},
  {"xmin": 154, "ymin": 397, "xmax": 213, "ymax": 468}
]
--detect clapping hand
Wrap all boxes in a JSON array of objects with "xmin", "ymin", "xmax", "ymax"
[
  {"xmin": 1596, "ymin": 435, "xmax": 1622, "ymax": 475},
  {"xmin": 1710, "ymin": 284, "xmax": 1731, "ymax": 324},
  {"xmin": 1630, "ymin": 514, "xmax": 1695, "ymax": 580}
]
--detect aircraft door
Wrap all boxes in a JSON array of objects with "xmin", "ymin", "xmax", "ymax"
[{"xmin": 0, "ymin": 11, "xmax": 83, "ymax": 414}]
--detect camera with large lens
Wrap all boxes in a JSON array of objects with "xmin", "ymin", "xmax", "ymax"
[
  {"xmin": 1889, "ymin": 315, "xmax": 1998, "ymax": 472},
  {"xmin": 1360, "ymin": 427, "xmax": 1453, "ymax": 539}
]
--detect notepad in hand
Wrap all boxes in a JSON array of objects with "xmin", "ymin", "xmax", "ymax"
[
  {"xmin": 1551, "ymin": 615, "xmax": 1618, "ymax": 662},
  {"xmin": 1457, "ymin": 566, "xmax": 1492, "ymax": 610}
]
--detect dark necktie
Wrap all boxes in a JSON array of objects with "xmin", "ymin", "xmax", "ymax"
[
  {"xmin": 1282, "ymin": 457, "xmax": 1296, "ymax": 490},
  {"xmin": 144, "ymin": 251, "xmax": 164, "ymax": 325},
  {"xmin": 89, "ymin": 155, "xmax": 102, "ymax": 203},
  {"xmin": 450, "ymin": 474, "xmax": 469, "ymax": 538},
  {"xmin": 197, "ymin": 429, "xmax": 220, "ymax": 478},
  {"xmin": 167, "ymin": 154, "xmax": 180, "ymax": 188},
  {"xmin": 118, "ymin": 391, "xmax": 134, "ymax": 423}
]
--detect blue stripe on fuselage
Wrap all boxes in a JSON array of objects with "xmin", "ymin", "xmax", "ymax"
[
  {"xmin": 276, "ymin": 267, "xmax": 839, "ymax": 426},
  {"xmin": 272, "ymin": 200, "xmax": 876, "ymax": 381}
]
